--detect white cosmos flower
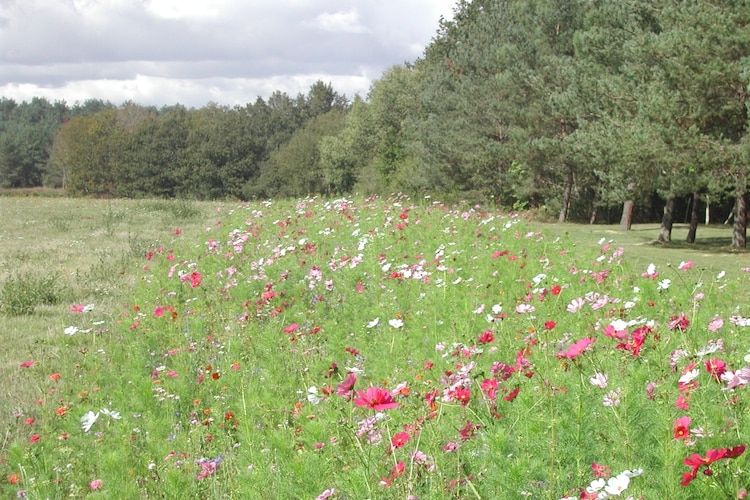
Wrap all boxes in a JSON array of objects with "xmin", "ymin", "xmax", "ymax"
[
  {"xmin": 679, "ymin": 369, "xmax": 700, "ymax": 384},
  {"xmin": 590, "ymin": 372, "xmax": 608, "ymax": 389},
  {"xmin": 64, "ymin": 326, "xmax": 79, "ymax": 335},
  {"xmin": 101, "ymin": 408, "xmax": 121, "ymax": 420},
  {"xmin": 366, "ymin": 318, "xmax": 380, "ymax": 329},
  {"xmin": 604, "ymin": 473, "xmax": 631, "ymax": 495},
  {"xmin": 389, "ymin": 318, "xmax": 404, "ymax": 329},
  {"xmin": 307, "ymin": 387, "xmax": 321, "ymax": 405},
  {"xmin": 81, "ymin": 411, "xmax": 100, "ymax": 432}
]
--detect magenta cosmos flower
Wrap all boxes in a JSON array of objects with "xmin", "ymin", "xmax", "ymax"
[{"xmin": 353, "ymin": 386, "xmax": 400, "ymax": 411}]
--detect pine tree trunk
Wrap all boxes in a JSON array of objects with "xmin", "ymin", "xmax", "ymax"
[
  {"xmin": 657, "ymin": 198, "xmax": 675, "ymax": 242},
  {"xmin": 686, "ymin": 191, "xmax": 700, "ymax": 243},
  {"xmin": 732, "ymin": 192, "xmax": 747, "ymax": 249},
  {"xmin": 619, "ymin": 200, "xmax": 634, "ymax": 230},
  {"xmin": 558, "ymin": 164, "xmax": 574, "ymax": 223}
]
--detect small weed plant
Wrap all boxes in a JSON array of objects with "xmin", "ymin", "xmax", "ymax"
[{"xmin": 2, "ymin": 195, "xmax": 750, "ymax": 499}]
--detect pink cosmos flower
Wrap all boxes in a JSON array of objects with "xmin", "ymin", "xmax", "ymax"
[
  {"xmin": 90, "ymin": 479, "xmax": 102, "ymax": 490},
  {"xmin": 283, "ymin": 323, "xmax": 299, "ymax": 334},
  {"xmin": 558, "ymin": 337, "xmax": 596, "ymax": 359},
  {"xmin": 354, "ymin": 386, "xmax": 399, "ymax": 411},
  {"xmin": 336, "ymin": 372, "xmax": 357, "ymax": 400},
  {"xmin": 567, "ymin": 297, "xmax": 585, "ymax": 313},
  {"xmin": 721, "ymin": 367, "xmax": 750, "ymax": 389},
  {"xmin": 316, "ymin": 489, "xmax": 337, "ymax": 500},
  {"xmin": 678, "ymin": 261, "xmax": 695, "ymax": 271},
  {"xmin": 20, "ymin": 360, "xmax": 35, "ymax": 368},
  {"xmin": 707, "ymin": 315, "xmax": 724, "ymax": 332}
]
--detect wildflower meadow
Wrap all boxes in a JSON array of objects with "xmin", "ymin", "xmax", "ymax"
[{"xmin": 2, "ymin": 195, "xmax": 750, "ymax": 499}]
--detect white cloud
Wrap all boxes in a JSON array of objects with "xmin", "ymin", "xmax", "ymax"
[
  {"xmin": 309, "ymin": 9, "xmax": 369, "ymax": 34},
  {"xmin": 0, "ymin": 0, "xmax": 456, "ymax": 107}
]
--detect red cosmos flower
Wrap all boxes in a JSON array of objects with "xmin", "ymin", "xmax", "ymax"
[
  {"xmin": 675, "ymin": 394, "xmax": 690, "ymax": 410},
  {"xmin": 550, "ymin": 285, "xmax": 562, "ymax": 296},
  {"xmin": 668, "ymin": 313, "xmax": 690, "ymax": 331},
  {"xmin": 544, "ymin": 321, "xmax": 556, "ymax": 330},
  {"xmin": 481, "ymin": 378, "xmax": 498, "ymax": 401},
  {"xmin": 391, "ymin": 432, "xmax": 410, "ymax": 449},
  {"xmin": 591, "ymin": 462, "xmax": 611, "ymax": 478},
  {"xmin": 705, "ymin": 358, "xmax": 727, "ymax": 381},
  {"xmin": 558, "ymin": 338, "xmax": 596, "ymax": 359},
  {"xmin": 459, "ymin": 421, "xmax": 482, "ymax": 440},
  {"xmin": 477, "ymin": 329, "xmax": 494, "ymax": 344},
  {"xmin": 354, "ymin": 386, "xmax": 399, "ymax": 411},
  {"xmin": 681, "ymin": 445, "xmax": 746, "ymax": 486},
  {"xmin": 503, "ymin": 386, "xmax": 520, "ymax": 402},
  {"xmin": 188, "ymin": 271, "xmax": 201, "ymax": 288},
  {"xmin": 453, "ymin": 387, "xmax": 471, "ymax": 406},
  {"xmin": 673, "ymin": 416, "xmax": 691, "ymax": 440}
]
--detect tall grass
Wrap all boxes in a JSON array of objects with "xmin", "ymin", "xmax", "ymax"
[{"xmin": 1, "ymin": 195, "xmax": 749, "ymax": 499}]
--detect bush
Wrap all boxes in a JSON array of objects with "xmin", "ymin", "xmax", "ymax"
[{"xmin": 0, "ymin": 272, "xmax": 63, "ymax": 315}]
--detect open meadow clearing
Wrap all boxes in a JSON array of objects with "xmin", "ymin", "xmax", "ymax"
[{"xmin": 1, "ymin": 195, "xmax": 750, "ymax": 499}]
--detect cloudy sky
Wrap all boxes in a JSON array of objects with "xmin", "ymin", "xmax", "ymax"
[{"xmin": 0, "ymin": 0, "xmax": 455, "ymax": 108}]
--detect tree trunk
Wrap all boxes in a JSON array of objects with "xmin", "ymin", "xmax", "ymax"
[
  {"xmin": 657, "ymin": 198, "xmax": 675, "ymax": 242},
  {"xmin": 705, "ymin": 194, "xmax": 710, "ymax": 225},
  {"xmin": 619, "ymin": 200, "xmax": 634, "ymax": 230},
  {"xmin": 686, "ymin": 191, "xmax": 700, "ymax": 243},
  {"xmin": 732, "ymin": 192, "xmax": 747, "ymax": 249},
  {"xmin": 590, "ymin": 206, "xmax": 598, "ymax": 225},
  {"xmin": 558, "ymin": 164, "xmax": 574, "ymax": 223}
]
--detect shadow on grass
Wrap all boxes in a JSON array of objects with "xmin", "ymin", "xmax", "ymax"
[{"xmin": 648, "ymin": 237, "xmax": 746, "ymax": 255}]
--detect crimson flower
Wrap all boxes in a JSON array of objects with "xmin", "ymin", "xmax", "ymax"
[
  {"xmin": 477, "ymin": 329, "xmax": 494, "ymax": 344},
  {"xmin": 668, "ymin": 313, "xmax": 690, "ymax": 331},
  {"xmin": 705, "ymin": 358, "xmax": 727, "ymax": 381},
  {"xmin": 391, "ymin": 432, "xmax": 410, "ymax": 449},
  {"xmin": 503, "ymin": 386, "xmax": 520, "ymax": 402},
  {"xmin": 673, "ymin": 416, "xmax": 691, "ymax": 441},
  {"xmin": 453, "ymin": 387, "xmax": 470, "ymax": 406},
  {"xmin": 681, "ymin": 445, "xmax": 746, "ymax": 486},
  {"xmin": 353, "ymin": 386, "xmax": 399, "ymax": 411},
  {"xmin": 481, "ymin": 378, "xmax": 498, "ymax": 401}
]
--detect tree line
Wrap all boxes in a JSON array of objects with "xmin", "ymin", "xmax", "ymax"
[{"xmin": 1, "ymin": 0, "xmax": 748, "ymax": 246}]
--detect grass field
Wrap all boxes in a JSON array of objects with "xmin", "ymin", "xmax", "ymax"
[{"xmin": 1, "ymin": 195, "xmax": 749, "ymax": 499}]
